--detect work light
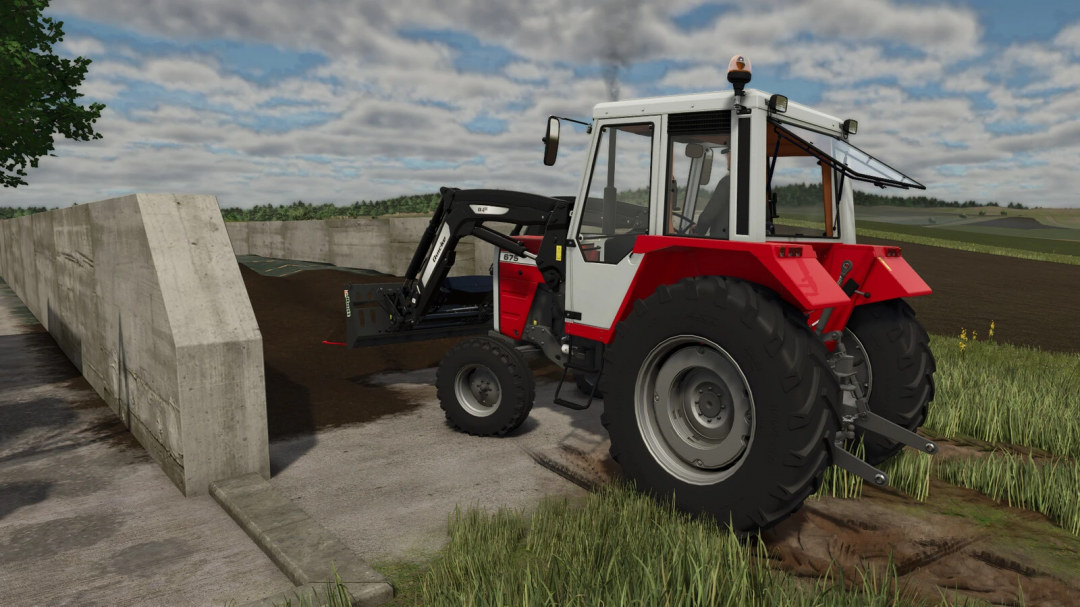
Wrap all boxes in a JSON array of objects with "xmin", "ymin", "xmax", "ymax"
[{"xmin": 768, "ymin": 94, "xmax": 788, "ymax": 113}]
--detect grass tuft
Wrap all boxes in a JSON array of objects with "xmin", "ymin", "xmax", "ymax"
[
  {"xmin": 926, "ymin": 335, "xmax": 1080, "ymax": 459},
  {"xmin": 933, "ymin": 450, "xmax": 1080, "ymax": 536},
  {"xmin": 404, "ymin": 478, "xmax": 953, "ymax": 606}
]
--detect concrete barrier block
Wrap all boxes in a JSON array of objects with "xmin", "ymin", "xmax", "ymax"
[
  {"xmin": 0, "ymin": 194, "xmax": 269, "ymax": 497},
  {"xmin": 139, "ymin": 194, "xmax": 269, "ymax": 493}
]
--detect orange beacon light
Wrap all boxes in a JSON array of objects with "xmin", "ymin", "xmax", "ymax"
[{"xmin": 727, "ymin": 55, "xmax": 752, "ymax": 93}]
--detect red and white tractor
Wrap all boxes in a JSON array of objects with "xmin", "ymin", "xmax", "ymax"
[{"xmin": 344, "ymin": 56, "xmax": 937, "ymax": 536}]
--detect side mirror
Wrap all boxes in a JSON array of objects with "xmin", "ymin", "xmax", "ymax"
[
  {"xmin": 684, "ymin": 143, "xmax": 704, "ymax": 158},
  {"xmin": 543, "ymin": 117, "xmax": 560, "ymax": 166},
  {"xmin": 700, "ymin": 149, "xmax": 714, "ymax": 185}
]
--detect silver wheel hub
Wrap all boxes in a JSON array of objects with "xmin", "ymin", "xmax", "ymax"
[
  {"xmin": 455, "ymin": 364, "xmax": 502, "ymax": 417},
  {"xmin": 635, "ymin": 336, "xmax": 755, "ymax": 485}
]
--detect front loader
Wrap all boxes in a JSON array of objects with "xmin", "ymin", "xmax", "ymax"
[{"xmin": 344, "ymin": 55, "xmax": 938, "ymax": 536}]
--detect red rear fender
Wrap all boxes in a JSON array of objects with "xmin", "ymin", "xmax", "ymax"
[{"xmin": 631, "ymin": 236, "xmax": 851, "ymax": 312}]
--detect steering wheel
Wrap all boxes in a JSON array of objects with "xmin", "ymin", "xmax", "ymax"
[
  {"xmin": 670, "ymin": 211, "xmax": 696, "ymax": 235},
  {"xmin": 626, "ymin": 205, "xmax": 650, "ymax": 233}
]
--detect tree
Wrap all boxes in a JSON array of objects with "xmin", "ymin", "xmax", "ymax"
[{"xmin": 1, "ymin": 0, "xmax": 105, "ymax": 188}]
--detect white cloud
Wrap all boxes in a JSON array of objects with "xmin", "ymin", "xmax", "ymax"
[
  {"xmin": 3, "ymin": 1, "xmax": 1078, "ymax": 209},
  {"xmin": 1054, "ymin": 22, "xmax": 1080, "ymax": 54},
  {"xmin": 59, "ymin": 36, "xmax": 105, "ymax": 57}
]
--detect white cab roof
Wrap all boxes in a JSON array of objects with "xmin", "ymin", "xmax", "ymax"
[{"xmin": 592, "ymin": 88, "xmax": 846, "ymax": 137}]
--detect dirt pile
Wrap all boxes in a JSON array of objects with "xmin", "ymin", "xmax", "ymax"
[{"xmin": 239, "ymin": 264, "xmax": 466, "ymax": 439}]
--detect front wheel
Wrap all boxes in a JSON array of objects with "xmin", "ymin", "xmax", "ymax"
[
  {"xmin": 601, "ymin": 277, "xmax": 840, "ymax": 537},
  {"xmin": 436, "ymin": 336, "xmax": 535, "ymax": 436}
]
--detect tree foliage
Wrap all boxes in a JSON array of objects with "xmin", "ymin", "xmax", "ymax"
[
  {"xmin": 218, "ymin": 194, "xmax": 443, "ymax": 221},
  {"xmin": 1, "ymin": 0, "xmax": 105, "ymax": 188}
]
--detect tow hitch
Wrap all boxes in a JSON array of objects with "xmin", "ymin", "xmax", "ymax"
[{"xmin": 821, "ymin": 330, "xmax": 937, "ymax": 487}]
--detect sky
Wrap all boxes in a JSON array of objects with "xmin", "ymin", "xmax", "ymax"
[{"xmin": 4, "ymin": 0, "xmax": 1080, "ymax": 209}]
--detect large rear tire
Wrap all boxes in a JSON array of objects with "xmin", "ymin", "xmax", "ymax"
[
  {"xmin": 601, "ymin": 277, "xmax": 840, "ymax": 537},
  {"xmin": 437, "ymin": 336, "xmax": 535, "ymax": 436},
  {"xmin": 843, "ymin": 299, "xmax": 936, "ymax": 466}
]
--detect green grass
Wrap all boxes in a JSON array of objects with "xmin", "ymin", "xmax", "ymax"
[
  {"xmin": 774, "ymin": 217, "xmax": 1080, "ymax": 265},
  {"xmin": 376, "ymin": 478, "xmax": 1003, "ymax": 607},
  {"xmin": 813, "ymin": 443, "xmax": 932, "ymax": 504},
  {"xmin": 926, "ymin": 333, "xmax": 1080, "ymax": 459},
  {"xmin": 934, "ymin": 450, "xmax": 1080, "ymax": 536}
]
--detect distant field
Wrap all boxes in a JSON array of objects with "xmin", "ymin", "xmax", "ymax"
[{"xmin": 780, "ymin": 204, "xmax": 1080, "ymax": 259}]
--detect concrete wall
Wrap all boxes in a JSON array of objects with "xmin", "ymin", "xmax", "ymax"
[
  {"xmin": 226, "ymin": 217, "xmax": 515, "ymax": 278},
  {"xmin": 0, "ymin": 194, "xmax": 269, "ymax": 497}
]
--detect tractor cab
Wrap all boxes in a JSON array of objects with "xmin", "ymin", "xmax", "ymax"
[{"xmin": 544, "ymin": 58, "xmax": 927, "ymax": 340}]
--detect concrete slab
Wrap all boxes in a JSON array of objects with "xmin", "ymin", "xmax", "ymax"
[
  {"xmin": 0, "ymin": 279, "xmax": 294, "ymax": 607},
  {"xmin": 209, "ymin": 473, "xmax": 392, "ymax": 605},
  {"xmin": 240, "ymin": 581, "xmax": 390, "ymax": 607},
  {"xmin": 265, "ymin": 366, "xmax": 601, "ymax": 566}
]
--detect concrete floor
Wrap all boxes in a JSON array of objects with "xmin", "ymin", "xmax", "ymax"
[
  {"xmin": 267, "ymin": 368, "xmax": 594, "ymax": 566},
  {"xmin": 0, "ymin": 279, "xmax": 296, "ymax": 607},
  {"xmin": 0, "ymin": 275, "xmax": 598, "ymax": 604}
]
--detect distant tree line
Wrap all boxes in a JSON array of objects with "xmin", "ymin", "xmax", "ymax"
[
  {"xmin": 1, "ymin": 186, "xmax": 1034, "ymax": 221},
  {"xmin": 0, "ymin": 206, "xmax": 51, "ymax": 219},
  {"xmin": 218, "ymin": 194, "xmax": 442, "ymax": 221}
]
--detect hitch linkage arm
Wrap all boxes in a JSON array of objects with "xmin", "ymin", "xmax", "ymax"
[{"xmin": 821, "ymin": 330, "xmax": 937, "ymax": 488}]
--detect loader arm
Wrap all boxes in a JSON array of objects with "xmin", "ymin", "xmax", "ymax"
[{"xmin": 346, "ymin": 187, "xmax": 571, "ymax": 347}]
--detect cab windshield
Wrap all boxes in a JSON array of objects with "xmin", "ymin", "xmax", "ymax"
[
  {"xmin": 768, "ymin": 120, "xmax": 924, "ymax": 190},
  {"xmin": 764, "ymin": 119, "xmax": 924, "ymax": 239}
]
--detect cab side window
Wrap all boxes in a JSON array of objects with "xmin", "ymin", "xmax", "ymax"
[
  {"xmin": 577, "ymin": 123, "xmax": 654, "ymax": 264},
  {"xmin": 664, "ymin": 111, "xmax": 732, "ymax": 239}
]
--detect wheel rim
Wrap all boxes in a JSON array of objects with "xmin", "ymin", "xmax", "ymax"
[
  {"xmin": 455, "ymin": 364, "xmax": 502, "ymax": 417},
  {"xmin": 634, "ymin": 335, "xmax": 755, "ymax": 485},
  {"xmin": 842, "ymin": 328, "xmax": 873, "ymax": 398}
]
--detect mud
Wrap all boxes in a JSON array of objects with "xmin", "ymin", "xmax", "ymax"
[
  {"xmin": 534, "ymin": 433, "xmax": 1080, "ymax": 607},
  {"xmin": 763, "ymin": 478, "xmax": 1080, "ymax": 606},
  {"xmin": 239, "ymin": 264, "xmax": 468, "ymax": 440}
]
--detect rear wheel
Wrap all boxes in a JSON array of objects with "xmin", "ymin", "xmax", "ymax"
[
  {"xmin": 844, "ymin": 299, "xmax": 935, "ymax": 466},
  {"xmin": 601, "ymin": 277, "xmax": 840, "ymax": 537},
  {"xmin": 437, "ymin": 336, "xmax": 535, "ymax": 436}
]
